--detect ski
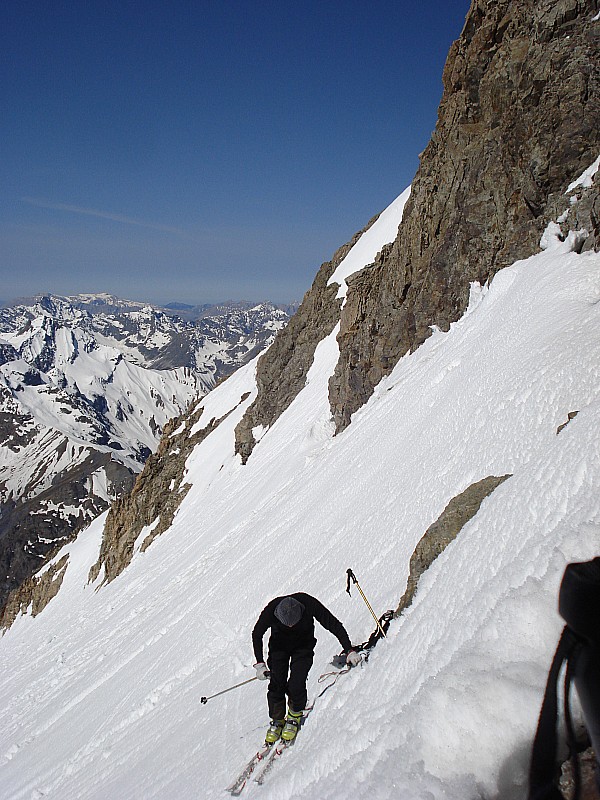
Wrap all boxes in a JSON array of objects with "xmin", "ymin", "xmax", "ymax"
[
  {"xmin": 228, "ymin": 705, "xmax": 314, "ymax": 793},
  {"xmin": 254, "ymin": 738, "xmax": 293, "ymax": 785},
  {"xmin": 226, "ymin": 742, "xmax": 273, "ymax": 796},
  {"xmin": 254, "ymin": 705, "xmax": 313, "ymax": 786}
]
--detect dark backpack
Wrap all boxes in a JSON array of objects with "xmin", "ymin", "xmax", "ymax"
[{"xmin": 529, "ymin": 557, "xmax": 600, "ymax": 800}]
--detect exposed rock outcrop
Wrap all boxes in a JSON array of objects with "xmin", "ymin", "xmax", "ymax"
[
  {"xmin": 0, "ymin": 452, "xmax": 134, "ymax": 616},
  {"xmin": 396, "ymin": 475, "xmax": 511, "ymax": 616},
  {"xmin": 557, "ymin": 410, "xmax": 580, "ymax": 434},
  {"xmin": 88, "ymin": 392, "xmax": 250, "ymax": 585},
  {"xmin": 223, "ymin": 1, "xmax": 600, "ymax": 456},
  {"xmin": 560, "ymin": 747, "xmax": 600, "ymax": 800},
  {"xmin": 1, "ymin": 554, "xmax": 69, "ymax": 631},
  {"xmin": 329, "ymin": 0, "xmax": 600, "ymax": 431},
  {"xmin": 234, "ymin": 215, "xmax": 380, "ymax": 463}
]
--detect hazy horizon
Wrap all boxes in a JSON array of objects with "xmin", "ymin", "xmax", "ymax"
[{"xmin": 0, "ymin": 291, "xmax": 303, "ymax": 310}]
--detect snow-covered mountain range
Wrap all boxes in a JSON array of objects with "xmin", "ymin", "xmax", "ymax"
[
  {"xmin": 0, "ymin": 2, "xmax": 599, "ymax": 799},
  {"xmin": 0, "ymin": 294, "xmax": 291, "ymax": 609},
  {"xmin": 2, "ymin": 294, "xmax": 292, "ymax": 376}
]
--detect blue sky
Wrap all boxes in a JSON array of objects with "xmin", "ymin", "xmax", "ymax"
[{"xmin": 1, "ymin": 0, "xmax": 470, "ymax": 306}]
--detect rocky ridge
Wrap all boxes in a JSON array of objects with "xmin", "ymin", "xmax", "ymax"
[
  {"xmin": 86, "ymin": 395, "xmax": 250, "ymax": 586},
  {"xmin": 3, "ymin": 294, "xmax": 291, "ymax": 379},
  {"xmin": 234, "ymin": 214, "xmax": 379, "ymax": 462},
  {"xmin": 0, "ymin": 555, "xmax": 69, "ymax": 631},
  {"xmin": 4, "ymin": 0, "xmax": 598, "ymax": 622},
  {"xmin": 232, "ymin": 0, "xmax": 600, "ymax": 449},
  {"xmin": 329, "ymin": 0, "xmax": 600, "ymax": 430},
  {"xmin": 58, "ymin": 0, "xmax": 600, "ymax": 594}
]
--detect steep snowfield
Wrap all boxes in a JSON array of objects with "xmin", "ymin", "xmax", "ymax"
[{"xmin": 0, "ymin": 188, "xmax": 599, "ymax": 800}]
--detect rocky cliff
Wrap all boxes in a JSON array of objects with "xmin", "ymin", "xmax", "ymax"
[
  {"xmin": 234, "ymin": 215, "xmax": 379, "ymax": 462},
  {"xmin": 230, "ymin": 0, "xmax": 600, "ymax": 447},
  {"xmin": 87, "ymin": 391, "xmax": 251, "ymax": 586},
  {"xmin": 329, "ymin": 0, "xmax": 600, "ymax": 430}
]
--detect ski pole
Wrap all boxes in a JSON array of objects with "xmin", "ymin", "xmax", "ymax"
[
  {"xmin": 200, "ymin": 672, "xmax": 270, "ymax": 705},
  {"xmin": 346, "ymin": 568, "xmax": 387, "ymax": 639}
]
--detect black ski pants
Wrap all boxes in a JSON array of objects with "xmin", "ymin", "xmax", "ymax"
[{"xmin": 266, "ymin": 646, "xmax": 314, "ymax": 720}]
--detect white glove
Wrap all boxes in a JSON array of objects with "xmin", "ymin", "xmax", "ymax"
[
  {"xmin": 254, "ymin": 662, "xmax": 269, "ymax": 680},
  {"xmin": 346, "ymin": 650, "xmax": 362, "ymax": 667}
]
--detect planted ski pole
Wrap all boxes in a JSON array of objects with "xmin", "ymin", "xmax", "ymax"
[
  {"xmin": 346, "ymin": 568, "xmax": 387, "ymax": 639},
  {"xmin": 201, "ymin": 672, "xmax": 270, "ymax": 705}
]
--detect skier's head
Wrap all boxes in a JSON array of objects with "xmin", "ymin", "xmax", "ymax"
[{"xmin": 274, "ymin": 596, "xmax": 305, "ymax": 627}]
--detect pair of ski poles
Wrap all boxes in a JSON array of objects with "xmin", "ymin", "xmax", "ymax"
[{"xmin": 201, "ymin": 568, "xmax": 383, "ymax": 705}]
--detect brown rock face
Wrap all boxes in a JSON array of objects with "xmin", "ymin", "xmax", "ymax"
[
  {"xmin": 560, "ymin": 747, "xmax": 600, "ymax": 800},
  {"xmin": 395, "ymin": 475, "xmax": 511, "ymax": 617},
  {"xmin": 89, "ymin": 394, "xmax": 249, "ymax": 586},
  {"xmin": 0, "ymin": 451, "xmax": 134, "ymax": 616},
  {"xmin": 1, "ymin": 554, "xmax": 69, "ymax": 631},
  {"xmin": 329, "ymin": 0, "xmax": 600, "ymax": 431},
  {"xmin": 234, "ymin": 215, "xmax": 379, "ymax": 463}
]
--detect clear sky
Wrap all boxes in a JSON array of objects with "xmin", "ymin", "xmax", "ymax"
[{"xmin": 0, "ymin": 0, "xmax": 471, "ymax": 306}]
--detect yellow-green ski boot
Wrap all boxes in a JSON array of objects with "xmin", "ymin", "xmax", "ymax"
[
  {"xmin": 281, "ymin": 709, "xmax": 303, "ymax": 742},
  {"xmin": 265, "ymin": 719, "xmax": 284, "ymax": 744}
]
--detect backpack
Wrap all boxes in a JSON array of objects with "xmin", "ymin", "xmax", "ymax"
[{"xmin": 529, "ymin": 557, "xmax": 600, "ymax": 800}]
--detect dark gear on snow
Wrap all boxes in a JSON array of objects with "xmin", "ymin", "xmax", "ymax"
[
  {"xmin": 330, "ymin": 609, "xmax": 394, "ymax": 669},
  {"xmin": 252, "ymin": 592, "xmax": 353, "ymax": 722},
  {"xmin": 528, "ymin": 558, "xmax": 600, "ymax": 800}
]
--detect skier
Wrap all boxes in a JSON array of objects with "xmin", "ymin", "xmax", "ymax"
[{"xmin": 252, "ymin": 593, "xmax": 361, "ymax": 743}]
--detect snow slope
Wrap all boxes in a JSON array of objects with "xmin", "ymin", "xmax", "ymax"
[{"xmin": 0, "ymin": 186, "xmax": 599, "ymax": 800}]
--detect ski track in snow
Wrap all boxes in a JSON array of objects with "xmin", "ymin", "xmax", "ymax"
[{"xmin": 0, "ymin": 192, "xmax": 600, "ymax": 799}]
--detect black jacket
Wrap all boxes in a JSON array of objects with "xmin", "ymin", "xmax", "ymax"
[{"xmin": 252, "ymin": 592, "xmax": 352, "ymax": 663}]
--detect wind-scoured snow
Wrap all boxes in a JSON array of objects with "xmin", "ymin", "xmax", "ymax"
[{"xmin": 0, "ymin": 187, "xmax": 599, "ymax": 800}]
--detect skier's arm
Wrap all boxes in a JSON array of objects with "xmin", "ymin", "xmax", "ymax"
[
  {"xmin": 304, "ymin": 595, "xmax": 352, "ymax": 652},
  {"xmin": 252, "ymin": 601, "xmax": 275, "ymax": 663}
]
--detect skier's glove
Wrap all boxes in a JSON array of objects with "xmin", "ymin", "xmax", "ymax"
[
  {"xmin": 254, "ymin": 662, "xmax": 269, "ymax": 680},
  {"xmin": 346, "ymin": 649, "xmax": 362, "ymax": 667}
]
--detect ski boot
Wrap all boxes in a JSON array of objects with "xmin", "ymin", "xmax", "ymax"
[
  {"xmin": 281, "ymin": 709, "xmax": 303, "ymax": 742},
  {"xmin": 265, "ymin": 719, "xmax": 284, "ymax": 744}
]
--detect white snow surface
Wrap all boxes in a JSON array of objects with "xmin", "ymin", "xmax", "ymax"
[
  {"xmin": 1, "ymin": 202, "xmax": 600, "ymax": 800},
  {"xmin": 566, "ymin": 153, "xmax": 600, "ymax": 192},
  {"xmin": 328, "ymin": 187, "xmax": 410, "ymax": 300}
]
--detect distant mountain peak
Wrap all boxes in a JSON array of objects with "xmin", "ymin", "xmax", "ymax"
[{"xmin": 0, "ymin": 293, "xmax": 293, "ymax": 611}]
